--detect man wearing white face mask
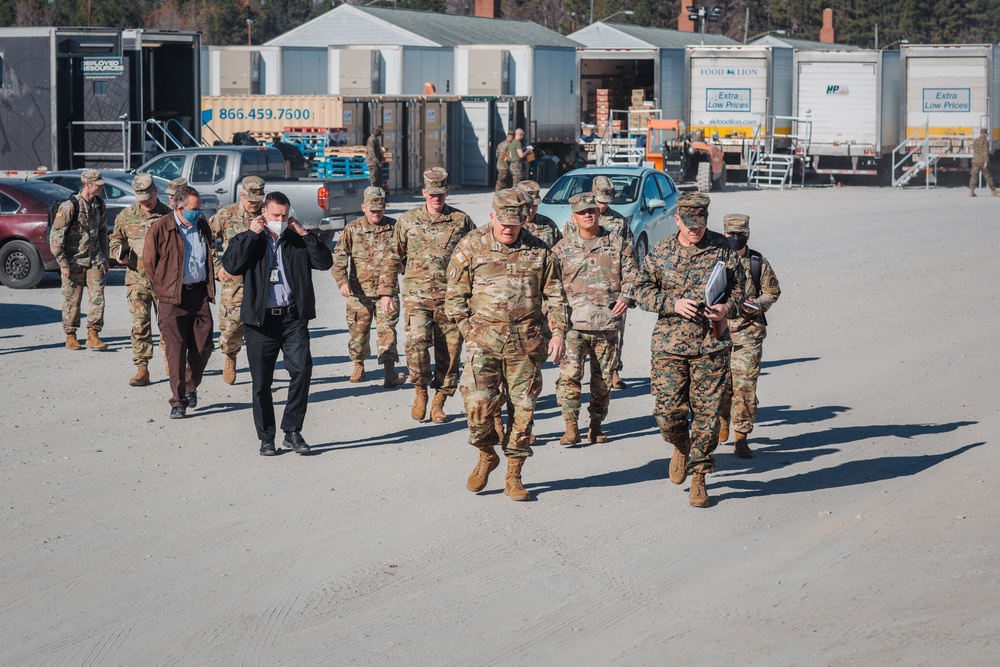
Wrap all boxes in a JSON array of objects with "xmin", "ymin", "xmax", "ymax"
[{"xmin": 222, "ymin": 191, "xmax": 334, "ymax": 457}]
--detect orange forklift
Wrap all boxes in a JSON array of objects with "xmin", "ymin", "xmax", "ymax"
[{"xmin": 645, "ymin": 119, "xmax": 727, "ymax": 192}]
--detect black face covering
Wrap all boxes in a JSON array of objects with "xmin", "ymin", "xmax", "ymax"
[{"xmin": 728, "ymin": 234, "xmax": 748, "ymax": 252}]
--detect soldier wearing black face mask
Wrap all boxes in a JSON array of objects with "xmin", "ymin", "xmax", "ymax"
[{"xmin": 719, "ymin": 214, "xmax": 781, "ymax": 459}]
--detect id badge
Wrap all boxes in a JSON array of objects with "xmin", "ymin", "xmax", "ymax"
[{"xmin": 269, "ymin": 268, "xmax": 280, "ymax": 284}]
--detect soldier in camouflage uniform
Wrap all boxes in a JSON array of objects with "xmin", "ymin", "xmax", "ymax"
[
  {"xmin": 109, "ymin": 173, "xmax": 172, "ymax": 386},
  {"xmin": 718, "ymin": 214, "xmax": 781, "ymax": 458},
  {"xmin": 516, "ymin": 180, "xmax": 562, "ymax": 248},
  {"xmin": 332, "ymin": 187, "xmax": 406, "ymax": 388},
  {"xmin": 633, "ymin": 193, "xmax": 744, "ymax": 508},
  {"xmin": 446, "ymin": 188, "xmax": 568, "ymax": 502},
  {"xmin": 366, "ymin": 127, "xmax": 386, "ymax": 194},
  {"xmin": 553, "ymin": 193, "xmax": 638, "ymax": 446},
  {"xmin": 507, "ymin": 128, "xmax": 531, "ymax": 184},
  {"xmin": 166, "ymin": 178, "xmax": 187, "ymax": 209},
  {"xmin": 50, "ymin": 169, "xmax": 110, "ymax": 351},
  {"xmin": 969, "ymin": 128, "xmax": 997, "ymax": 196},
  {"xmin": 211, "ymin": 175, "xmax": 265, "ymax": 384},
  {"xmin": 495, "ymin": 131, "xmax": 513, "ymax": 191},
  {"xmin": 379, "ymin": 168, "xmax": 475, "ymax": 423}
]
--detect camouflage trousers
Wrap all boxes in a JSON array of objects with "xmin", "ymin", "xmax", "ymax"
[
  {"xmin": 720, "ymin": 340, "xmax": 763, "ymax": 435},
  {"xmin": 346, "ymin": 293, "xmax": 400, "ymax": 364},
  {"xmin": 651, "ymin": 349, "xmax": 729, "ymax": 474},
  {"xmin": 509, "ymin": 161, "xmax": 525, "ymax": 184},
  {"xmin": 461, "ymin": 334, "xmax": 546, "ymax": 458},
  {"xmin": 218, "ymin": 279, "xmax": 245, "ymax": 356},
  {"xmin": 61, "ymin": 265, "xmax": 105, "ymax": 333},
  {"xmin": 125, "ymin": 271, "xmax": 162, "ymax": 366},
  {"xmin": 403, "ymin": 297, "xmax": 462, "ymax": 395},
  {"xmin": 556, "ymin": 329, "xmax": 618, "ymax": 422},
  {"xmin": 368, "ymin": 160, "xmax": 386, "ymax": 190},
  {"xmin": 495, "ymin": 162, "xmax": 510, "ymax": 191},
  {"xmin": 969, "ymin": 162, "xmax": 995, "ymax": 189},
  {"xmin": 613, "ymin": 312, "xmax": 626, "ymax": 372}
]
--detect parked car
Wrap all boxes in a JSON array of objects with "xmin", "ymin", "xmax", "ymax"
[
  {"xmin": 31, "ymin": 170, "xmax": 221, "ymax": 225},
  {"xmin": 136, "ymin": 146, "xmax": 366, "ymax": 243},
  {"xmin": 0, "ymin": 179, "xmax": 73, "ymax": 289},
  {"xmin": 536, "ymin": 166, "xmax": 680, "ymax": 265}
]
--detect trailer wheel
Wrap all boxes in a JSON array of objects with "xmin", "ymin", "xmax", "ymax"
[{"xmin": 696, "ymin": 161, "xmax": 711, "ymax": 193}]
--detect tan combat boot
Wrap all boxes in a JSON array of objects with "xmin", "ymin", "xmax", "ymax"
[
  {"xmin": 349, "ymin": 361, "xmax": 366, "ymax": 383},
  {"xmin": 504, "ymin": 457, "xmax": 531, "ymax": 501},
  {"xmin": 689, "ymin": 471, "xmax": 710, "ymax": 508},
  {"xmin": 611, "ymin": 371, "xmax": 627, "ymax": 389},
  {"xmin": 85, "ymin": 329, "xmax": 108, "ymax": 351},
  {"xmin": 992, "ymin": 189, "xmax": 999, "ymax": 197},
  {"xmin": 382, "ymin": 361, "xmax": 405, "ymax": 388},
  {"xmin": 411, "ymin": 385, "xmax": 428, "ymax": 421},
  {"xmin": 969, "ymin": 188, "xmax": 977, "ymax": 197},
  {"xmin": 559, "ymin": 420, "xmax": 580, "ymax": 447},
  {"xmin": 733, "ymin": 432, "xmax": 753, "ymax": 459},
  {"xmin": 467, "ymin": 447, "xmax": 501, "ymax": 492},
  {"xmin": 430, "ymin": 391, "xmax": 448, "ymax": 423},
  {"xmin": 719, "ymin": 418, "xmax": 730, "ymax": 443},
  {"xmin": 587, "ymin": 420, "xmax": 608, "ymax": 443},
  {"xmin": 669, "ymin": 437, "xmax": 691, "ymax": 485},
  {"xmin": 129, "ymin": 365, "xmax": 150, "ymax": 387},
  {"xmin": 66, "ymin": 332, "xmax": 81, "ymax": 350},
  {"xmin": 222, "ymin": 354, "xmax": 237, "ymax": 385}
]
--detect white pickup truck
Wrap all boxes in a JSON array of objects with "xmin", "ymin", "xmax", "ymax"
[{"xmin": 137, "ymin": 146, "xmax": 366, "ymax": 243}]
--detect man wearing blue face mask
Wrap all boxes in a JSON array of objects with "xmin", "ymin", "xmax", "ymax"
[{"xmin": 143, "ymin": 185, "xmax": 219, "ymax": 419}]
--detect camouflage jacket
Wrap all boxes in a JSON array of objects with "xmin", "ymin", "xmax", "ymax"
[
  {"xmin": 366, "ymin": 135, "xmax": 384, "ymax": 165},
  {"xmin": 379, "ymin": 204, "xmax": 475, "ymax": 300},
  {"xmin": 633, "ymin": 229, "xmax": 745, "ymax": 356},
  {"xmin": 446, "ymin": 227, "xmax": 568, "ymax": 353},
  {"xmin": 496, "ymin": 139, "xmax": 510, "ymax": 166},
  {"xmin": 49, "ymin": 195, "xmax": 108, "ymax": 270},
  {"xmin": 973, "ymin": 135, "xmax": 991, "ymax": 165},
  {"xmin": 729, "ymin": 248, "xmax": 780, "ymax": 345},
  {"xmin": 109, "ymin": 200, "xmax": 171, "ymax": 275},
  {"xmin": 563, "ymin": 206, "xmax": 634, "ymax": 245},
  {"xmin": 524, "ymin": 213, "xmax": 562, "ymax": 248},
  {"xmin": 552, "ymin": 229, "xmax": 638, "ymax": 332},
  {"xmin": 211, "ymin": 202, "xmax": 255, "ymax": 282},
  {"xmin": 332, "ymin": 214, "xmax": 398, "ymax": 297}
]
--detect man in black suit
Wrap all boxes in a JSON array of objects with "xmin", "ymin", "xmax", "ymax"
[{"xmin": 221, "ymin": 192, "xmax": 334, "ymax": 456}]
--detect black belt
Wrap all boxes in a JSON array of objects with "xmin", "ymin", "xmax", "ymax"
[
  {"xmin": 266, "ymin": 306, "xmax": 292, "ymax": 316},
  {"xmin": 182, "ymin": 282, "xmax": 207, "ymax": 290}
]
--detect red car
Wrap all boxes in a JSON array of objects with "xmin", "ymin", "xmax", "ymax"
[{"xmin": 0, "ymin": 179, "xmax": 74, "ymax": 289}]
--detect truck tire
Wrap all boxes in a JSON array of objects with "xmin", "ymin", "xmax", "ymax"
[
  {"xmin": 0, "ymin": 240, "xmax": 44, "ymax": 289},
  {"xmin": 696, "ymin": 161, "xmax": 711, "ymax": 193},
  {"xmin": 716, "ymin": 164, "xmax": 728, "ymax": 189}
]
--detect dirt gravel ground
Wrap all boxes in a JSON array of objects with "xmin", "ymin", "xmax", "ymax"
[{"xmin": 1, "ymin": 183, "xmax": 997, "ymax": 666}]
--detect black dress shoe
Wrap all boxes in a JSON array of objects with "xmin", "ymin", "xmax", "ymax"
[
  {"xmin": 283, "ymin": 431, "xmax": 310, "ymax": 453},
  {"xmin": 169, "ymin": 406, "xmax": 186, "ymax": 419},
  {"xmin": 260, "ymin": 438, "xmax": 277, "ymax": 456},
  {"xmin": 185, "ymin": 391, "xmax": 198, "ymax": 408}
]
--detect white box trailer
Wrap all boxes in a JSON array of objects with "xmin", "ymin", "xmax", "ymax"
[
  {"xmin": 575, "ymin": 48, "xmax": 687, "ymax": 126},
  {"xmin": 793, "ymin": 49, "xmax": 901, "ymax": 175},
  {"xmin": 686, "ymin": 45, "xmax": 794, "ymax": 167}
]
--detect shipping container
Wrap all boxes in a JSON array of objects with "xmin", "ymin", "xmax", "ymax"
[
  {"xmin": 207, "ymin": 46, "xmax": 281, "ymax": 96},
  {"xmin": 328, "ymin": 46, "xmax": 454, "ymax": 96},
  {"xmin": 201, "ymin": 95, "xmax": 346, "ymax": 142},
  {"xmin": 793, "ymin": 49, "xmax": 901, "ymax": 175}
]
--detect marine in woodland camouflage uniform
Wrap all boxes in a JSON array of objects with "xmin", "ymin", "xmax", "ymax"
[
  {"xmin": 552, "ymin": 193, "xmax": 638, "ymax": 445},
  {"xmin": 332, "ymin": 187, "xmax": 405, "ymax": 387},
  {"xmin": 446, "ymin": 188, "xmax": 568, "ymax": 502},
  {"xmin": 633, "ymin": 192, "xmax": 744, "ymax": 508},
  {"xmin": 109, "ymin": 173, "xmax": 171, "ymax": 384},
  {"xmin": 166, "ymin": 178, "xmax": 187, "ymax": 209},
  {"xmin": 50, "ymin": 169, "xmax": 109, "ymax": 350},
  {"xmin": 969, "ymin": 128, "xmax": 997, "ymax": 196},
  {"xmin": 495, "ymin": 131, "xmax": 513, "ymax": 191},
  {"xmin": 718, "ymin": 214, "xmax": 781, "ymax": 458},
  {"xmin": 366, "ymin": 127, "xmax": 386, "ymax": 192},
  {"xmin": 211, "ymin": 175, "xmax": 265, "ymax": 384},
  {"xmin": 378, "ymin": 168, "xmax": 475, "ymax": 423}
]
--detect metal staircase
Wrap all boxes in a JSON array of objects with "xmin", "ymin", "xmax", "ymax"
[
  {"xmin": 746, "ymin": 115, "xmax": 812, "ymax": 189},
  {"xmin": 596, "ymin": 109, "xmax": 659, "ymax": 167},
  {"xmin": 892, "ymin": 121, "xmax": 938, "ymax": 188}
]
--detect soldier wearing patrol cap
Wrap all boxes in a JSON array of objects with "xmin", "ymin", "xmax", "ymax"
[
  {"xmin": 210, "ymin": 175, "xmax": 266, "ymax": 384},
  {"xmin": 166, "ymin": 178, "xmax": 187, "ymax": 209},
  {"xmin": 446, "ymin": 188, "xmax": 568, "ymax": 501},
  {"xmin": 515, "ymin": 180, "xmax": 562, "ymax": 249},
  {"xmin": 109, "ymin": 173, "xmax": 172, "ymax": 385},
  {"xmin": 633, "ymin": 192, "xmax": 745, "ymax": 508},
  {"xmin": 378, "ymin": 168, "xmax": 475, "ymax": 423},
  {"xmin": 332, "ymin": 186, "xmax": 406, "ymax": 387},
  {"xmin": 718, "ymin": 213, "xmax": 781, "ymax": 459},
  {"xmin": 50, "ymin": 168, "xmax": 110, "ymax": 351}
]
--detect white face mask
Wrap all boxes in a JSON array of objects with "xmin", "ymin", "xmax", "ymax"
[{"xmin": 266, "ymin": 219, "xmax": 288, "ymax": 236}]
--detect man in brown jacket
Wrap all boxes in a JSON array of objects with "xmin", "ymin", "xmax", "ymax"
[{"xmin": 143, "ymin": 185, "xmax": 218, "ymax": 419}]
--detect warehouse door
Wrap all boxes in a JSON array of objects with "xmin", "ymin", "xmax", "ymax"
[{"xmin": 458, "ymin": 99, "xmax": 491, "ymax": 186}]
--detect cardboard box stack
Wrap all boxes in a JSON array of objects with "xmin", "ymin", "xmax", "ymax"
[
  {"xmin": 595, "ymin": 88, "xmax": 610, "ymax": 136},
  {"xmin": 628, "ymin": 89, "xmax": 653, "ymax": 133}
]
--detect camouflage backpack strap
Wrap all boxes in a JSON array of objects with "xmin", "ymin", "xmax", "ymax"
[{"xmin": 748, "ymin": 249, "xmax": 767, "ymax": 326}]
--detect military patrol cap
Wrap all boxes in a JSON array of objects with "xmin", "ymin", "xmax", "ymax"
[
  {"xmin": 493, "ymin": 188, "xmax": 525, "ymax": 225},
  {"xmin": 591, "ymin": 175, "xmax": 615, "ymax": 203},
  {"xmin": 363, "ymin": 186, "xmax": 386, "ymax": 210},
  {"xmin": 166, "ymin": 177, "xmax": 187, "ymax": 195},
  {"xmin": 241, "ymin": 175, "xmax": 265, "ymax": 202},
  {"xmin": 423, "ymin": 167, "xmax": 449, "ymax": 194},
  {"xmin": 132, "ymin": 173, "xmax": 155, "ymax": 201},
  {"xmin": 569, "ymin": 192, "xmax": 598, "ymax": 213},
  {"xmin": 723, "ymin": 213, "xmax": 750, "ymax": 234},
  {"xmin": 676, "ymin": 192, "xmax": 710, "ymax": 228},
  {"xmin": 516, "ymin": 179, "xmax": 542, "ymax": 205},
  {"xmin": 80, "ymin": 169, "xmax": 105, "ymax": 186}
]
